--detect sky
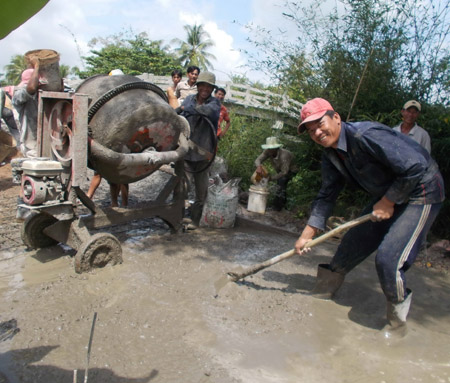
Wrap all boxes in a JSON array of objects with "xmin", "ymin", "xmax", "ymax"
[{"xmin": 0, "ymin": 0, "xmax": 299, "ymax": 84}]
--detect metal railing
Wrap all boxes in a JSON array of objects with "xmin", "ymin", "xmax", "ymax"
[{"xmin": 137, "ymin": 74, "xmax": 303, "ymax": 119}]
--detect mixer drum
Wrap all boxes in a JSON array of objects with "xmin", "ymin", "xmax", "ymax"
[{"xmin": 76, "ymin": 75, "xmax": 186, "ymax": 184}]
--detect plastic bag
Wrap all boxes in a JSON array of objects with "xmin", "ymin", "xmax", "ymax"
[
  {"xmin": 200, "ymin": 176, "xmax": 241, "ymax": 228},
  {"xmin": 208, "ymin": 156, "xmax": 228, "ymax": 180}
]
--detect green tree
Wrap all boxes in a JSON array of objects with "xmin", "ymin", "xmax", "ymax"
[
  {"xmin": 229, "ymin": 73, "xmax": 249, "ymax": 85},
  {"xmin": 59, "ymin": 64, "xmax": 71, "ymax": 79},
  {"xmin": 77, "ymin": 32, "xmax": 180, "ymax": 78},
  {"xmin": 315, "ymin": 0, "xmax": 408, "ymax": 118},
  {"xmin": 172, "ymin": 24, "xmax": 216, "ymax": 70},
  {"xmin": 217, "ymin": 112, "xmax": 275, "ymax": 191},
  {"xmin": 245, "ymin": 0, "xmax": 449, "ymax": 113},
  {"xmin": 2, "ymin": 54, "xmax": 27, "ymax": 85}
]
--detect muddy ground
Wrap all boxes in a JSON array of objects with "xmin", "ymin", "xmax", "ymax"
[{"xmin": 0, "ymin": 159, "xmax": 449, "ymax": 383}]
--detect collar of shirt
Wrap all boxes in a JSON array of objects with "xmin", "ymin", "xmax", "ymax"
[
  {"xmin": 183, "ymin": 80, "xmax": 196, "ymax": 89},
  {"xmin": 336, "ymin": 122, "xmax": 349, "ymax": 154},
  {"xmin": 408, "ymin": 123, "xmax": 420, "ymax": 135},
  {"xmin": 394, "ymin": 122, "xmax": 420, "ymax": 135}
]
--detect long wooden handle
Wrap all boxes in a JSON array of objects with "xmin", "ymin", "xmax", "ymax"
[{"xmin": 227, "ymin": 213, "xmax": 373, "ymax": 282}]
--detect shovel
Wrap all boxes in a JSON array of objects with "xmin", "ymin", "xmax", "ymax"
[{"xmin": 226, "ymin": 213, "xmax": 373, "ymax": 283}]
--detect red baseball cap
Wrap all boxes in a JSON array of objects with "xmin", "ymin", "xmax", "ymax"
[{"xmin": 298, "ymin": 98, "xmax": 334, "ymax": 133}]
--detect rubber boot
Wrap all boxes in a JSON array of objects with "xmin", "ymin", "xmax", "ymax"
[
  {"xmin": 309, "ymin": 264, "xmax": 345, "ymax": 300},
  {"xmin": 383, "ymin": 289, "xmax": 412, "ymax": 340},
  {"xmin": 190, "ymin": 201, "xmax": 203, "ymax": 227}
]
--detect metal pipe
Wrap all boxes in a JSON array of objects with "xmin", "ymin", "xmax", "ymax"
[{"xmin": 89, "ymin": 131, "xmax": 189, "ymax": 168}]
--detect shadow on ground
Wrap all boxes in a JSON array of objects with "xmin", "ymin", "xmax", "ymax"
[{"xmin": 0, "ymin": 345, "xmax": 157, "ymax": 383}]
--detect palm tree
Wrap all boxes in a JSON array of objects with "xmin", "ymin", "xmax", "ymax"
[
  {"xmin": 59, "ymin": 64, "xmax": 71, "ymax": 79},
  {"xmin": 3, "ymin": 55, "xmax": 27, "ymax": 85},
  {"xmin": 172, "ymin": 24, "xmax": 216, "ymax": 70}
]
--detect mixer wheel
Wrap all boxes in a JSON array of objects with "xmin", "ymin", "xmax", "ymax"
[
  {"xmin": 21, "ymin": 212, "xmax": 58, "ymax": 249},
  {"xmin": 75, "ymin": 233, "xmax": 123, "ymax": 274}
]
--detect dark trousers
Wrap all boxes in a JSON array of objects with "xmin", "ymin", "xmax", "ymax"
[
  {"xmin": 273, "ymin": 172, "xmax": 294, "ymax": 211},
  {"xmin": 184, "ymin": 160, "xmax": 211, "ymax": 224},
  {"xmin": 330, "ymin": 202, "xmax": 442, "ymax": 303}
]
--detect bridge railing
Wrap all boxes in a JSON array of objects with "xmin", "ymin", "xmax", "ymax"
[
  {"xmin": 138, "ymin": 74, "xmax": 303, "ymax": 119},
  {"xmin": 220, "ymin": 82, "xmax": 302, "ymax": 118}
]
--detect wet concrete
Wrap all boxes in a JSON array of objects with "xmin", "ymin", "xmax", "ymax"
[
  {"xmin": 206, "ymin": 236, "xmax": 450, "ymax": 383},
  {"xmin": 1, "ymin": 221, "xmax": 450, "ymax": 382},
  {"xmin": 0, "ymin": 165, "xmax": 449, "ymax": 382}
]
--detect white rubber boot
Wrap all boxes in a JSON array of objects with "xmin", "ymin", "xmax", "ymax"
[{"xmin": 383, "ymin": 289, "xmax": 412, "ymax": 339}]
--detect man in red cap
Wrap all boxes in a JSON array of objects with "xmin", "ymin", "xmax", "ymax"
[{"xmin": 294, "ymin": 98, "xmax": 444, "ymax": 338}]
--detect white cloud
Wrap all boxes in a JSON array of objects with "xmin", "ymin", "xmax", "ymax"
[
  {"xmin": 179, "ymin": 12, "xmax": 205, "ymax": 27},
  {"xmin": 203, "ymin": 22, "xmax": 247, "ymax": 82},
  {"xmin": 0, "ymin": 0, "xmax": 251, "ymax": 83}
]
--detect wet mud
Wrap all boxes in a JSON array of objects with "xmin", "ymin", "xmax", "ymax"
[{"xmin": 0, "ymin": 163, "xmax": 449, "ymax": 383}]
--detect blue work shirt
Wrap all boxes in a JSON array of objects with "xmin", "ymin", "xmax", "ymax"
[
  {"xmin": 308, "ymin": 121, "xmax": 445, "ymax": 231},
  {"xmin": 179, "ymin": 93, "xmax": 220, "ymax": 162}
]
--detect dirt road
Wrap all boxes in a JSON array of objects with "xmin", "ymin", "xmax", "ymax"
[{"xmin": 0, "ymin": 162, "xmax": 449, "ymax": 383}]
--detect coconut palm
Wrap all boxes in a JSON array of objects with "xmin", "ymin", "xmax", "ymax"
[
  {"xmin": 172, "ymin": 24, "xmax": 216, "ymax": 70},
  {"xmin": 3, "ymin": 54, "xmax": 27, "ymax": 85},
  {"xmin": 59, "ymin": 64, "xmax": 71, "ymax": 79}
]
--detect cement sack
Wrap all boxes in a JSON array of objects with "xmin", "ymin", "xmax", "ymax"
[{"xmin": 200, "ymin": 176, "xmax": 241, "ymax": 228}]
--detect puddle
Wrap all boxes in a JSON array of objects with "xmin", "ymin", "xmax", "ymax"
[
  {"xmin": 1, "ymin": 246, "xmax": 75, "ymax": 297},
  {"xmin": 208, "ymin": 296, "xmax": 450, "ymax": 383},
  {"xmin": 0, "ymin": 250, "xmax": 26, "ymax": 298},
  {"xmin": 21, "ymin": 246, "xmax": 72, "ymax": 286}
]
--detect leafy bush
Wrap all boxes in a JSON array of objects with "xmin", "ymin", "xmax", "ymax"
[
  {"xmin": 219, "ymin": 113, "xmax": 371, "ymax": 217},
  {"xmin": 217, "ymin": 112, "xmax": 274, "ymax": 192},
  {"xmin": 422, "ymin": 104, "xmax": 450, "ymax": 237},
  {"xmin": 286, "ymin": 168, "xmax": 321, "ymax": 217}
]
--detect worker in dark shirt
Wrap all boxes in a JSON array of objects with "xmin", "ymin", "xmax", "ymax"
[
  {"xmin": 176, "ymin": 71, "xmax": 220, "ymax": 226},
  {"xmin": 294, "ymin": 98, "xmax": 444, "ymax": 339}
]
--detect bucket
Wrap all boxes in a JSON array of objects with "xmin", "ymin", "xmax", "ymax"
[
  {"xmin": 0, "ymin": 131, "xmax": 17, "ymax": 163},
  {"xmin": 25, "ymin": 49, "xmax": 62, "ymax": 91},
  {"xmin": 247, "ymin": 185, "xmax": 269, "ymax": 214}
]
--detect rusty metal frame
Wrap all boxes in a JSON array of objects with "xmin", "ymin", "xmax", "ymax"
[
  {"xmin": 31, "ymin": 90, "xmax": 185, "ymax": 258},
  {"xmin": 37, "ymin": 90, "xmax": 89, "ymax": 187}
]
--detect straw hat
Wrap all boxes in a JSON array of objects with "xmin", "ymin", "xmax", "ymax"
[{"xmin": 261, "ymin": 136, "xmax": 282, "ymax": 149}]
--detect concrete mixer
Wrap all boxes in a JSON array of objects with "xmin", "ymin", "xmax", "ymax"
[{"xmin": 13, "ymin": 74, "xmax": 191, "ymax": 273}]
